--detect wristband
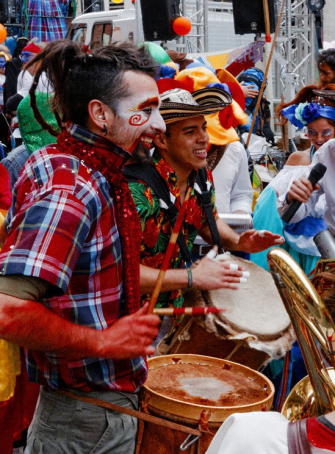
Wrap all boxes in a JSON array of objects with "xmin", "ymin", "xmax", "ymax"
[{"xmin": 187, "ymin": 267, "xmax": 193, "ymax": 288}]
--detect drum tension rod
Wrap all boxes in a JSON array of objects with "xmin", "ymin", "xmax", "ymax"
[{"xmin": 180, "ymin": 433, "xmax": 200, "ymax": 451}]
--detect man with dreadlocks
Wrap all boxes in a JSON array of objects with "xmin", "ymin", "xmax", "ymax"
[{"xmin": 0, "ymin": 40, "xmax": 165, "ymax": 454}]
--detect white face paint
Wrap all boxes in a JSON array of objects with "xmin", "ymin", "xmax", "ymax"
[{"xmin": 107, "ymin": 71, "xmax": 166, "ymax": 152}]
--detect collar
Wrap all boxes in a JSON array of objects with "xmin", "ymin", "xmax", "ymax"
[
  {"xmin": 66, "ymin": 122, "xmax": 131, "ymax": 168},
  {"xmin": 152, "ymin": 148, "xmax": 197, "ymax": 193}
]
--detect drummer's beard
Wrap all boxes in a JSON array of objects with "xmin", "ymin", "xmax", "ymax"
[{"xmin": 127, "ymin": 140, "xmax": 152, "ymax": 164}]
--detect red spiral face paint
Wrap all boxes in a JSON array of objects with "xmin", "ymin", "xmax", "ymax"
[{"xmin": 128, "ymin": 97, "xmax": 160, "ymax": 126}]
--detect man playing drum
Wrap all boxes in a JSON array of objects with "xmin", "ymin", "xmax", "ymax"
[
  {"xmin": 125, "ymin": 85, "xmax": 284, "ymax": 314},
  {"xmin": 0, "ymin": 40, "xmax": 164, "ymax": 454}
]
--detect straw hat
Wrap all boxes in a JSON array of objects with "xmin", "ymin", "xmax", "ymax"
[{"xmin": 159, "ymin": 87, "xmax": 232, "ymax": 125}]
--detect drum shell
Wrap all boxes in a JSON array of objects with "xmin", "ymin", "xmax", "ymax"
[
  {"xmin": 136, "ymin": 354, "xmax": 274, "ymax": 454},
  {"xmin": 158, "ymin": 315, "xmax": 269, "ymax": 370}
]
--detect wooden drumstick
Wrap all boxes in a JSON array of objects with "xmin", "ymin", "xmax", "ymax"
[
  {"xmin": 153, "ymin": 307, "xmax": 226, "ymax": 316},
  {"xmin": 147, "ymin": 187, "xmax": 192, "ymax": 314}
]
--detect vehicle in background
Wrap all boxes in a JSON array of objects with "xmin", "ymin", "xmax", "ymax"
[{"xmin": 66, "ymin": 7, "xmax": 137, "ymax": 47}]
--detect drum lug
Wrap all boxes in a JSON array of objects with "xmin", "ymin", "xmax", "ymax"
[{"xmin": 179, "ymin": 433, "xmax": 200, "ymax": 451}]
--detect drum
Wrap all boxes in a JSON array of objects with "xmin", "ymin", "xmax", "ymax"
[
  {"xmin": 157, "ymin": 253, "xmax": 295, "ymax": 370},
  {"xmin": 136, "ymin": 354, "xmax": 274, "ymax": 454}
]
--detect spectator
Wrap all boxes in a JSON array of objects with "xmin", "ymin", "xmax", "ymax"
[
  {"xmin": 3, "ymin": 37, "xmax": 29, "ymax": 113},
  {"xmin": 316, "ymin": 48, "xmax": 335, "ymax": 88}
]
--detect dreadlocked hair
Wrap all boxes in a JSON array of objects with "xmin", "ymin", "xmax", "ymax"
[
  {"xmin": 27, "ymin": 40, "xmax": 159, "ymax": 136},
  {"xmin": 276, "ymin": 83, "xmax": 335, "ymax": 126}
]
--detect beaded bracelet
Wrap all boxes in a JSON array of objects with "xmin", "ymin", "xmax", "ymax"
[{"xmin": 187, "ymin": 267, "xmax": 193, "ymax": 288}]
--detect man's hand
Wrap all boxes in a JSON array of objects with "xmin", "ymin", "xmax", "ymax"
[
  {"xmin": 236, "ymin": 229, "xmax": 284, "ymax": 253},
  {"xmin": 192, "ymin": 252, "xmax": 246, "ymax": 291},
  {"xmin": 240, "ymin": 82, "xmax": 259, "ymax": 99},
  {"xmin": 101, "ymin": 303, "xmax": 160, "ymax": 359},
  {"xmin": 287, "ymin": 177, "xmax": 318, "ymax": 204}
]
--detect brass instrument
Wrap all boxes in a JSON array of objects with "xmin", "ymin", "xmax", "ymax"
[{"xmin": 267, "ymin": 248, "xmax": 335, "ymax": 421}]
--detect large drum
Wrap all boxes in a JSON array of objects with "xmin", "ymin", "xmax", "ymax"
[
  {"xmin": 136, "ymin": 354, "xmax": 274, "ymax": 454},
  {"xmin": 157, "ymin": 253, "xmax": 295, "ymax": 370}
]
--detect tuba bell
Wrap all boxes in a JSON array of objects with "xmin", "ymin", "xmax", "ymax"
[{"xmin": 267, "ymin": 248, "xmax": 335, "ymax": 421}]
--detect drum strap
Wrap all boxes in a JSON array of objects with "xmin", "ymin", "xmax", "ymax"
[
  {"xmin": 287, "ymin": 419, "xmax": 312, "ymax": 454},
  {"xmin": 56, "ymin": 389, "xmax": 202, "ymax": 437}
]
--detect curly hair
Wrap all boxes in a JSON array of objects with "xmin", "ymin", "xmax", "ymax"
[
  {"xmin": 275, "ymin": 83, "xmax": 335, "ymax": 126},
  {"xmin": 26, "ymin": 40, "xmax": 159, "ymax": 135},
  {"xmin": 316, "ymin": 48, "xmax": 335, "ymax": 72}
]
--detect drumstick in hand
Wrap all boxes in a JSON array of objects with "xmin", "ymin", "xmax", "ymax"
[
  {"xmin": 153, "ymin": 307, "xmax": 226, "ymax": 316},
  {"xmin": 147, "ymin": 187, "xmax": 192, "ymax": 314}
]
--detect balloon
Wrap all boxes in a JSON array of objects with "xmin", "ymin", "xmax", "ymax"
[
  {"xmin": 172, "ymin": 17, "xmax": 192, "ymax": 36},
  {"xmin": 0, "ymin": 25, "xmax": 7, "ymax": 45},
  {"xmin": 141, "ymin": 41, "xmax": 171, "ymax": 65}
]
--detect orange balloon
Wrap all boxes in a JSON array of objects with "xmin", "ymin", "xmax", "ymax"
[
  {"xmin": 172, "ymin": 16, "xmax": 192, "ymax": 36},
  {"xmin": 0, "ymin": 24, "xmax": 6, "ymax": 44}
]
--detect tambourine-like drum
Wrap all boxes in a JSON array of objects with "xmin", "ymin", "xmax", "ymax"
[
  {"xmin": 136, "ymin": 354, "xmax": 274, "ymax": 454},
  {"xmin": 157, "ymin": 253, "xmax": 295, "ymax": 370}
]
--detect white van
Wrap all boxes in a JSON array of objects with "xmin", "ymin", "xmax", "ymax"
[{"xmin": 66, "ymin": 8, "xmax": 137, "ymax": 47}]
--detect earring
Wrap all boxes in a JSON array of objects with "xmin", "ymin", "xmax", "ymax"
[{"xmin": 102, "ymin": 124, "xmax": 107, "ymax": 136}]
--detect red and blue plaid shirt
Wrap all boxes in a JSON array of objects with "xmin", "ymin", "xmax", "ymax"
[
  {"xmin": 26, "ymin": 0, "xmax": 68, "ymax": 42},
  {"xmin": 0, "ymin": 123, "xmax": 148, "ymax": 393}
]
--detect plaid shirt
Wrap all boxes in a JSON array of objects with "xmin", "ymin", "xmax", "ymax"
[
  {"xmin": 0, "ymin": 124, "xmax": 148, "ymax": 393},
  {"xmin": 26, "ymin": 0, "xmax": 68, "ymax": 42},
  {"xmin": 128, "ymin": 149, "xmax": 218, "ymax": 309}
]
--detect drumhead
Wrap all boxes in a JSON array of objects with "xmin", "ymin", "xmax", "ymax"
[
  {"xmin": 143, "ymin": 354, "xmax": 274, "ymax": 423},
  {"xmin": 205, "ymin": 254, "xmax": 291, "ymax": 339}
]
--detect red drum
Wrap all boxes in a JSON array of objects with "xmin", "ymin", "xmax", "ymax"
[
  {"xmin": 157, "ymin": 253, "xmax": 295, "ymax": 370},
  {"xmin": 136, "ymin": 354, "xmax": 274, "ymax": 454}
]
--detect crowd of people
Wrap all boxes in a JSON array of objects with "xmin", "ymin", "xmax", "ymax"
[{"xmin": 0, "ymin": 37, "xmax": 335, "ymax": 454}]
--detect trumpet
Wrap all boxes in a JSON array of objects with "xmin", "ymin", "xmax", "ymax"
[{"xmin": 267, "ymin": 248, "xmax": 335, "ymax": 421}]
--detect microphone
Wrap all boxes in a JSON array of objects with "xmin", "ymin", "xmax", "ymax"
[{"xmin": 281, "ymin": 163, "xmax": 327, "ymax": 223}]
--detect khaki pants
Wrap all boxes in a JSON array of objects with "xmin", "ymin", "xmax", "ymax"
[{"xmin": 25, "ymin": 387, "xmax": 138, "ymax": 454}]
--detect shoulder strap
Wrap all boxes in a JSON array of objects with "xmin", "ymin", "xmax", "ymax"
[
  {"xmin": 238, "ymin": 131, "xmax": 254, "ymax": 184},
  {"xmin": 195, "ymin": 167, "xmax": 223, "ymax": 254},
  {"xmin": 123, "ymin": 163, "xmax": 191, "ymax": 263}
]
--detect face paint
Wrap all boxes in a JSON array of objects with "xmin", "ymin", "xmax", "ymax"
[
  {"xmin": 21, "ymin": 51, "xmax": 35, "ymax": 64},
  {"xmin": 106, "ymin": 71, "xmax": 165, "ymax": 152},
  {"xmin": 128, "ymin": 97, "xmax": 159, "ymax": 126},
  {"xmin": 306, "ymin": 117, "xmax": 335, "ymax": 150}
]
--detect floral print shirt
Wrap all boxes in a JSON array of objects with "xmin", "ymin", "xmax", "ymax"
[{"xmin": 128, "ymin": 149, "xmax": 218, "ymax": 309}]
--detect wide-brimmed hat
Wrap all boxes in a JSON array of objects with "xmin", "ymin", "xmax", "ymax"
[{"xmin": 159, "ymin": 87, "xmax": 231, "ymax": 124}]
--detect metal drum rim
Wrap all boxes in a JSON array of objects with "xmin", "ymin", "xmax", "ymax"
[{"xmin": 143, "ymin": 354, "xmax": 275, "ymax": 422}]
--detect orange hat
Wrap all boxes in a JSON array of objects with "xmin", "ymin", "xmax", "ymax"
[{"xmin": 175, "ymin": 67, "xmax": 248, "ymax": 145}]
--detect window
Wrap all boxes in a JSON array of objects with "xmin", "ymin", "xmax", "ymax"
[
  {"xmin": 91, "ymin": 23, "xmax": 113, "ymax": 47},
  {"xmin": 67, "ymin": 23, "xmax": 87, "ymax": 45}
]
